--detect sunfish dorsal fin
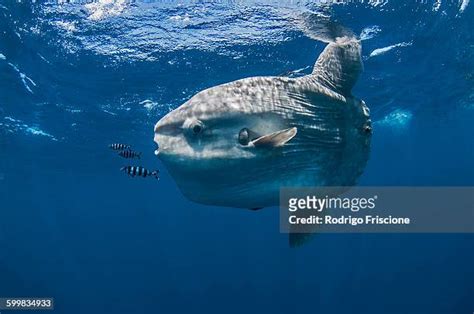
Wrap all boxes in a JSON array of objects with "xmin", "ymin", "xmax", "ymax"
[
  {"xmin": 250, "ymin": 127, "xmax": 297, "ymax": 148},
  {"xmin": 312, "ymin": 37, "xmax": 363, "ymax": 96}
]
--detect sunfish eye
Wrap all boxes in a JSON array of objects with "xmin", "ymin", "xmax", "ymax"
[
  {"xmin": 238, "ymin": 128, "xmax": 250, "ymax": 145},
  {"xmin": 192, "ymin": 124, "xmax": 202, "ymax": 134},
  {"xmin": 186, "ymin": 119, "xmax": 204, "ymax": 135}
]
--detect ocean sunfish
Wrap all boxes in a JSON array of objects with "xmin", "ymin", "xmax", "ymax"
[{"xmin": 154, "ymin": 37, "xmax": 371, "ymax": 209}]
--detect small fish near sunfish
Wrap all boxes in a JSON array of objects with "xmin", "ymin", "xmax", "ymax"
[
  {"xmin": 109, "ymin": 143, "xmax": 131, "ymax": 150},
  {"xmin": 121, "ymin": 166, "xmax": 159, "ymax": 179},
  {"xmin": 118, "ymin": 150, "xmax": 141, "ymax": 159}
]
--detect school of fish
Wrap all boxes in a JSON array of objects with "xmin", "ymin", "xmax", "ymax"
[{"xmin": 109, "ymin": 143, "xmax": 159, "ymax": 180}]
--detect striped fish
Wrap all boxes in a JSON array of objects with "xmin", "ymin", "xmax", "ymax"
[
  {"xmin": 120, "ymin": 166, "xmax": 159, "ymax": 179},
  {"xmin": 118, "ymin": 149, "xmax": 141, "ymax": 159},
  {"xmin": 109, "ymin": 143, "xmax": 130, "ymax": 150}
]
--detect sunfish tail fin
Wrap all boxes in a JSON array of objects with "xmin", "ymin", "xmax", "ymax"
[{"xmin": 312, "ymin": 37, "xmax": 363, "ymax": 96}]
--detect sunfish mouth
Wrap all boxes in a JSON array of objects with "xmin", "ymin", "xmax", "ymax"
[{"xmin": 154, "ymin": 140, "xmax": 160, "ymax": 156}]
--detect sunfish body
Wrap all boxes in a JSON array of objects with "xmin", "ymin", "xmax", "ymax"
[{"xmin": 154, "ymin": 37, "xmax": 371, "ymax": 209}]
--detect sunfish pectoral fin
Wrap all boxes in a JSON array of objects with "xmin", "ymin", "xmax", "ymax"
[
  {"xmin": 249, "ymin": 127, "xmax": 297, "ymax": 148},
  {"xmin": 312, "ymin": 37, "xmax": 362, "ymax": 96}
]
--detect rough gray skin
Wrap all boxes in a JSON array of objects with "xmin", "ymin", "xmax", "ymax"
[{"xmin": 154, "ymin": 37, "xmax": 372, "ymax": 209}]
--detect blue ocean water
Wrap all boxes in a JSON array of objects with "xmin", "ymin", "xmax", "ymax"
[{"xmin": 0, "ymin": 0, "xmax": 473, "ymax": 313}]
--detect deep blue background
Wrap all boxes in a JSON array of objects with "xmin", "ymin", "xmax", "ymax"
[{"xmin": 0, "ymin": 1, "xmax": 473, "ymax": 313}]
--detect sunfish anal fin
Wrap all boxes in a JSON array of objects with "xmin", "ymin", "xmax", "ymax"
[
  {"xmin": 250, "ymin": 127, "xmax": 297, "ymax": 148},
  {"xmin": 289, "ymin": 233, "xmax": 313, "ymax": 248}
]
